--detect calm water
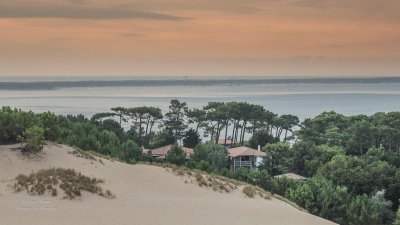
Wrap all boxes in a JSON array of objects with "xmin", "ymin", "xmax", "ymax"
[{"xmin": 0, "ymin": 77, "xmax": 399, "ymax": 120}]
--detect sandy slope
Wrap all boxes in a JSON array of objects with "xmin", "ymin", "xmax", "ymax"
[{"xmin": 0, "ymin": 142, "xmax": 337, "ymax": 225}]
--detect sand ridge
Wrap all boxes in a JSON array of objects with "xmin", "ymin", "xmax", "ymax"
[{"xmin": 0, "ymin": 142, "xmax": 337, "ymax": 225}]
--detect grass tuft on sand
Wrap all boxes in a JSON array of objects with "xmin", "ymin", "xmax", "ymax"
[{"xmin": 14, "ymin": 168, "xmax": 114, "ymax": 199}]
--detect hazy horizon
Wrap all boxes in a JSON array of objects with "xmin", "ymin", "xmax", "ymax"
[{"xmin": 1, "ymin": 0, "xmax": 400, "ymax": 77}]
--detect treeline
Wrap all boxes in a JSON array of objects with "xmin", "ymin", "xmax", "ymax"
[
  {"xmin": 1, "ymin": 102, "xmax": 400, "ymax": 225},
  {"xmin": 91, "ymin": 100, "xmax": 299, "ymax": 148}
]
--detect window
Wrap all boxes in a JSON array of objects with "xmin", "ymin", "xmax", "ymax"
[{"xmin": 241, "ymin": 156, "xmax": 250, "ymax": 161}]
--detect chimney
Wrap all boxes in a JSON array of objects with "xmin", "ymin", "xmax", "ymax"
[{"xmin": 258, "ymin": 145, "xmax": 261, "ymax": 151}]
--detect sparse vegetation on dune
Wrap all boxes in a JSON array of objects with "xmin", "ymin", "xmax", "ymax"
[
  {"xmin": 13, "ymin": 168, "xmax": 114, "ymax": 199},
  {"xmin": 167, "ymin": 164, "xmax": 274, "ymax": 199}
]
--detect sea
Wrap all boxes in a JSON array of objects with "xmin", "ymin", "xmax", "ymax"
[{"xmin": 0, "ymin": 76, "xmax": 399, "ymax": 121}]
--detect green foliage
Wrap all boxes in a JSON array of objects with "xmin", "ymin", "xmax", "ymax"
[
  {"xmin": 287, "ymin": 141, "xmax": 323, "ymax": 177},
  {"xmin": 98, "ymin": 119, "xmax": 125, "ymax": 141},
  {"xmin": 98, "ymin": 130, "xmax": 122, "ymax": 158},
  {"xmin": 126, "ymin": 106, "xmax": 163, "ymax": 146},
  {"xmin": 122, "ymin": 140, "xmax": 142, "ymax": 162},
  {"xmin": 298, "ymin": 111, "xmax": 348, "ymax": 145},
  {"xmin": 149, "ymin": 129, "xmax": 175, "ymax": 149},
  {"xmin": 0, "ymin": 106, "xmax": 37, "ymax": 144},
  {"xmin": 319, "ymin": 155, "xmax": 396, "ymax": 197},
  {"xmin": 38, "ymin": 111, "xmax": 60, "ymax": 141},
  {"xmin": 22, "ymin": 126, "xmax": 45, "ymax": 152},
  {"xmin": 346, "ymin": 194, "xmax": 382, "ymax": 225},
  {"xmin": 248, "ymin": 129, "xmax": 277, "ymax": 150},
  {"xmin": 2, "ymin": 105, "xmax": 400, "ymax": 225},
  {"xmin": 271, "ymin": 176, "xmax": 297, "ymax": 196},
  {"xmin": 164, "ymin": 99, "xmax": 188, "ymax": 141},
  {"xmin": 306, "ymin": 177, "xmax": 349, "ymax": 223},
  {"xmin": 346, "ymin": 120, "xmax": 374, "ymax": 155},
  {"xmin": 183, "ymin": 128, "xmax": 201, "ymax": 148},
  {"xmin": 166, "ymin": 144, "xmax": 186, "ymax": 166},
  {"xmin": 286, "ymin": 183, "xmax": 315, "ymax": 211},
  {"xmin": 262, "ymin": 142, "xmax": 290, "ymax": 176},
  {"xmin": 394, "ymin": 207, "xmax": 400, "ymax": 225},
  {"xmin": 191, "ymin": 143, "xmax": 228, "ymax": 172}
]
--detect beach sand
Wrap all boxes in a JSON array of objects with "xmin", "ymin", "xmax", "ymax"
[{"xmin": 0, "ymin": 142, "xmax": 337, "ymax": 225}]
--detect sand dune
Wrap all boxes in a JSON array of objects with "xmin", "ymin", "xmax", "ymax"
[{"xmin": 0, "ymin": 142, "xmax": 337, "ymax": 225}]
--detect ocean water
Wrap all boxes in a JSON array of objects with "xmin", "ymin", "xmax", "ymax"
[{"xmin": 0, "ymin": 77, "xmax": 399, "ymax": 120}]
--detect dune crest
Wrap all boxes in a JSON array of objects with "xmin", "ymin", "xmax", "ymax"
[{"xmin": 0, "ymin": 143, "xmax": 337, "ymax": 225}]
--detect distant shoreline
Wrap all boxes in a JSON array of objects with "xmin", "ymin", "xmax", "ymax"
[{"xmin": 1, "ymin": 77, "xmax": 400, "ymax": 90}]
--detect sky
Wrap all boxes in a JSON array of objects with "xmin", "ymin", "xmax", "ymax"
[{"xmin": 0, "ymin": 0, "xmax": 400, "ymax": 77}]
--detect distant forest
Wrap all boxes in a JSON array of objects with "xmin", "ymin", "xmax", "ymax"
[
  {"xmin": 1, "ymin": 77, "xmax": 400, "ymax": 90},
  {"xmin": 1, "ymin": 100, "xmax": 400, "ymax": 225}
]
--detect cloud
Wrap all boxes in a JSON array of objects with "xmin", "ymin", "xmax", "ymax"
[
  {"xmin": 288, "ymin": 0, "xmax": 400, "ymax": 22},
  {"xmin": 67, "ymin": 0, "xmax": 86, "ymax": 5},
  {"xmin": 0, "ymin": 4, "xmax": 184, "ymax": 20}
]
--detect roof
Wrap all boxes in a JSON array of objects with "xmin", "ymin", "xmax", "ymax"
[
  {"xmin": 228, "ymin": 146, "xmax": 266, "ymax": 157},
  {"xmin": 274, "ymin": 173, "xmax": 307, "ymax": 180},
  {"xmin": 150, "ymin": 145, "xmax": 193, "ymax": 160},
  {"xmin": 217, "ymin": 139, "xmax": 239, "ymax": 145}
]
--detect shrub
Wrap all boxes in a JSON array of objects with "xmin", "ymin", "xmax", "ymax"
[
  {"xmin": 191, "ymin": 144, "xmax": 228, "ymax": 172},
  {"xmin": 14, "ymin": 168, "xmax": 114, "ymax": 199},
  {"xmin": 21, "ymin": 126, "xmax": 45, "ymax": 152},
  {"xmin": 346, "ymin": 194, "xmax": 382, "ymax": 225},
  {"xmin": 121, "ymin": 140, "xmax": 142, "ymax": 162},
  {"xmin": 166, "ymin": 144, "xmax": 186, "ymax": 166},
  {"xmin": 183, "ymin": 128, "xmax": 201, "ymax": 148},
  {"xmin": 243, "ymin": 186, "xmax": 256, "ymax": 198},
  {"xmin": 394, "ymin": 207, "xmax": 400, "ymax": 225}
]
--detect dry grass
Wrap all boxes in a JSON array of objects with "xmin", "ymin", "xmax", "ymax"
[
  {"xmin": 243, "ymin": 186, "xmax": 256, "ymax": 198},
  {"xmin": 68, "ymin": 149, "xmax": 104, "ymax": 164},
  {"xmin": 168, "ymin": 166, "xmax": 238, "ymax": 193},
  {"xmin": 14, "ymin": 168, "xmax": 114, "ymax": 200},
  {"xmin": 165, "ymin": 164, "xmax": 275, "ymax": 200},
  {"xmin": 139, "ymin": 163, "xmax": 279, "ymax": 203}
]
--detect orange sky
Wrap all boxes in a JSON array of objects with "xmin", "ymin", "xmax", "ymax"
[{"xmin": 0, "ymin": 0, "xmax": 400, "ymax": 77}]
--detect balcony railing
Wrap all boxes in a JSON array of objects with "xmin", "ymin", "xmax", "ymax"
[{"xmin": 233, "ymin": 160, "xmax": 252, "ymax": 167}]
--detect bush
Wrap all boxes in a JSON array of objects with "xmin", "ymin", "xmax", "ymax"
[
  {"xmin": 166, "ymin": 144, "xmax": 186, "ymax": 166},
  {"xmin": 191, "ymin": 143, "xmax": 228, "ymax": 172},
  {"xmin": 21, "ymin": 126, "xmax": 45, "ymax": 152},
  {"xmin": 394, "ymin": 207, "xmax": 400, "ymax": 225},
  {"xmin": 346, "ymin": 194, "xmax": 382, "ymax": 225},
  {"xmin": 243, "ymin": 186, "xmax": 256, "ymax": 198},
  {"xmin": 14, "ymin": 168, "xmax": 114, "ymax": 199},
  {"xmin": 122, "ymin": 140, "xmax": 142, "ymax": 162},
  {"xmin": 183, "ymin": 128, "xmax": 201, "ymax": 148},
  {"xmin": 248, "ymin": 129, "xmax": 278, "ymax": 149}
]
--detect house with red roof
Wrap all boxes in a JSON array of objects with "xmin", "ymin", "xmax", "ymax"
[
  {"xmin": 148, "ymin": 145, "xmax": 193, "ymax": 160},
  {"xmin": 228, "ymin": 146, "xmax": 266, "ymax": 171}
]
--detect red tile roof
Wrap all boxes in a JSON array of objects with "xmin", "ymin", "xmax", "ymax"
[
  {"xmin": 217, "ymin": 139, "xmax": 239, "ymax": 145},
  {"xmin": 150, "ymin": 145, "xmax": 193, "ymax": 160},
  {"xmin": 228, "ymin": 146, "xmax": 266, "ymax": 157},
  {"xmin": 274, "ymin": 173, "xmax": 307, "ymax": 180}
]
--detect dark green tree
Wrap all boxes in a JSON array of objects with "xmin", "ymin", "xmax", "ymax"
[
  {"xmin": 110, "ymin": 107, "xmax": 127, "ymax": 125},
  {"xmin": 122, "ymin": 140, "xmax": 142, "ymax": 162},
  {"xmin": 346, "ymin": 194, "xmax": 382, "ymax": 225},
  {"xmin": 183, "ymin": 128, "xmax": 201, "ymax": 148},
  {"xmin": 287, "ymin": 141, "xmax": 323, "ymax": 177},
  {"xmin": 166, "ymin": 144, "xmax": 186, "ymax": 166},
  {"xmin": 262, "ymin": 142, "xmax": 290, "ymax": 176},
  {"xmin": 164, "ymin": 100, "xmax": 188, "ymax": 142},
  {"xmin": 248, "ymin": 129, "xmax": 277, "ymax": 150}
]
